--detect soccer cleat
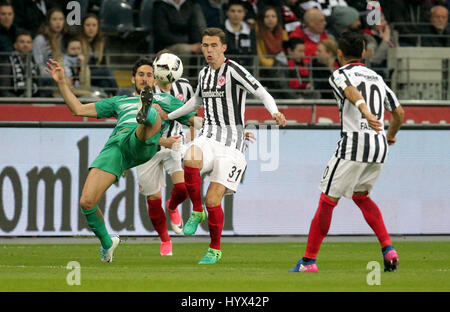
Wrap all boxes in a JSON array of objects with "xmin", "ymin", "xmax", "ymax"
[
  {"xmin": 100, "ymin": 234, "xmax": 120, "ymax": 263},
  {"xmin": 289, "ymin": 258, "xmax": 318, "ymax": 273},
  {"xmin": 198, "ymin": 248, "xmax": 222, "ymax": 264},
  {"xmin": 167, "ymin": 199, "xmax": 183, "ymax": 234},
  {"xmin": 183, "ymin": 210, "xmax": 206, "ymax": 236},
  {"xmin": 383, "ymin": 246, "xmax": 399, "ymax": 272},
  {"xmin": 160, "ymin": 240, "xmax": 173, "ymax": 256},
  {"xmin": 137, "ymin": 85, "xmax": 153, "ymax": 124}
]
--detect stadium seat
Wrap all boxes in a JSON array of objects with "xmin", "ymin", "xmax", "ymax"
[
  {"xmin": 139, "ymin": 0, "xmax": 153, "ymax": 31},
  {"xmin": 100, "ymin": 0, "xmax": 135, "ymax": 33}
]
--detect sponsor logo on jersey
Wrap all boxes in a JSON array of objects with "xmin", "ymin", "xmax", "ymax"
[{"xmin": 202, "ymin": 90, "xmax": 225, "ymax": 98}]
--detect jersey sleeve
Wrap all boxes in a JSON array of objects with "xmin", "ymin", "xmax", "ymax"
[
  {"xmin": 328, "ymin": 69, "xmax": 356, "ymax": 101},
  {"xmin": 94, "ymin": 96, "xmax": 123, "ymax": 119},
  {"xmin": 383, "ymin": 82, "xmax": 401, "ymax": 112},
  {"xmin": 229, "ymin": 62, "xmax": 261, "ymax": 94},
  {"xmin": 158, "ymin": 93, "xmax": 196, "ymax": 125}
]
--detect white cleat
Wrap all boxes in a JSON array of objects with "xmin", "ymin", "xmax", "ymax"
[{"xmin": 100, "ymin": 234, "xmax": 120, "ymax": 263}]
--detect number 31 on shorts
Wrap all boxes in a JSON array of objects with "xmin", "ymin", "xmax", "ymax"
[{"xmin": 227, "ymin": 165, "xmax": 245, "ymax": 183}]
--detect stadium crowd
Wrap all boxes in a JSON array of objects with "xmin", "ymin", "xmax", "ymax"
[{"xmin": 0, "ymin": 0, "xmax": 449, "ymax": 99}]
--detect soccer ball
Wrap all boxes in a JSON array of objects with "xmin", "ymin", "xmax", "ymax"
[{"xmin": 153, "ymin": 53, "xmax": 183, "ymax": 83}]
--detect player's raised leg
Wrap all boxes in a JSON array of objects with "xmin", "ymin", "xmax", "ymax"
[
  {"xmin": 183, "ymin": 145, "xmax": 206, "ymax": 235},
  {"xmin": 289, "ymin": 193, "xmax": 338, "ymax": 272},
  {"xmin": 198, "ymin": 182, "xmax": 226, "ymax": 264},
  {"xmin": 352, "ymin": 191, "xmax": 399, "ymax": 272},
  {"xmin": 147, "ymin": 191, "xmax": 172, "ymax": 256},
  {"xmin": 166, "ymin": 170, "xmax": 188, "ymax": 234},
  {"xmin": 79, "ymin": 168, "xmax": 120, "ymax": 262},
  {"xmin": 135, "ymin": 85, "xmax": 161, "ymax": 140}
]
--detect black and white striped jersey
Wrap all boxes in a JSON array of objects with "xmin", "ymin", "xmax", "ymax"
[
  {"xmin": 329, "ymin": 62, "xmax": 401, "ymax": 163},
  {"xmin": 154, "ymin": 78, "xmax": 194, "ymax": 140},
  {"xmin": 197, "ymin": 58, "xmax": 265, "ymax": 152}
]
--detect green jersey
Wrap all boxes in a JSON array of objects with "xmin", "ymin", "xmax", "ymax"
[
  {"xmin": 90, "ymin": 93, "xmax": 194, "ymax": 180},
  {"xmin": 95, "ymin": 93, "xmax": 195, "ymax": 136}
]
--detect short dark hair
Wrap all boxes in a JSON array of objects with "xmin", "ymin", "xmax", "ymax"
[
  {"xmin": 155, "ymin": 48, "xmax": 172, "ymax": 60},
  {"xmin": 0, "ymin": 2, "xmax": 13, "ymax": 9},
  {"xmin": 338, "ymin": 31, "xmax": 365, "ymax": 59},
  {"xmin": 285, "ymin": 37, "xmax": 305, "ymax": 51},
  {"xmin": 132, "ymin": 57, "xmax": 153, "ymax": 77},
  {"xmin": 65, "ymin": 36, "xmax": 81, "ymax": 48},
  {"xmin": 15, "ymin": 30, "xmax": 33, "ymax": 41},
  {"xmin": 202, "ymin": 28, "xmax": 226, "ymax": 44},
  {"xmin": 226, "ymin": 0, "xmax": 246, "ymax": 11}
]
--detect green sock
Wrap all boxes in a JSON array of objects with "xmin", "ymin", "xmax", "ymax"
[
  {"xmin": 81, "ymin": 206, "xmax": 112, "ymax": 250},
  {"xmin": 145, "ymin": 106, "xmax": 158, "ymax": 126}
]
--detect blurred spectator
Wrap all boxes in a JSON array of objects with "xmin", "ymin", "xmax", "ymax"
[
  {"xmin": 299, "ymin": 0, "xmax": 348, "ymax": 17},
  {"xmin": 290, "ymin": 8, "xmax": 332, "ymax": 65},
  {"xmin": 284, "ymin": 37, "xmax": 311, "ymax": 98},
  {"xmin": 223, "ymin": 0, "xmax": 257, "ymax": 67},
  {"xmin": 0, "ymin": 30, "xmax": 40, "ymax": 97},
  {"xmin": 62, "ymin": 37, "xmax": 91, "ymax": 96},
  {"xmin": 78, "ymin": 13, "xmax": 118, "ymax": 95},
  {"xmin": 311, "ymin": 39, "xmax": 338, "ymax": 99},
  {"xmin": 33, "ymin": 8, "xmax": 67, "ymax": 75},
  {"xmin": 346, "ymin": 0, "xmax": 372, "ymax": 12},
  {"xmin": 11, "ymin": 0, "xmax": 47, "ymax": 37},
  {"xmin": 255, "ymin": 6, "xmax": 289, "ymax": 67},
  {"xmin": 33, "ymin": 8, "xmax": 67, "ymax": 96},
  {"xmin": 362, "ymin": 14, "xmax": 398, "ymax": 69},
  {"xmin": 152, "ymin": 0, "xmax": 205, "ymax": 57},
  {"xmin": 0, "ymin": 2, "xmax": 17, "ymax": 59},
  {"xmin": 197, "ymin": 0, "xmax": 225, "ymax": 28},
  {"xmin": 280, "ymin": 0, "xmax": 302, "ymax": 35},
  {"xmin": 428, "ymin": 0, "xmax": 450, "ymax": 10},
  {"xmin": 420, "ymin": 5, "xmax": 450, "ymax": 46},
  {"xmin": 383, "ymin": 0, "xmax": 432, "ymax": 46},
  {"xmin": 327, "ymin": 5, "xmax": 361, "ymax": 41}
]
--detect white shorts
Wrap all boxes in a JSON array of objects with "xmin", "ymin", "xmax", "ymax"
[
  {"xmin": 137, "ymin": 148, "xmax": 183, "ymax": 196},
  {"xmin": 189, "ymin": 136, "xmax": 247, "ymax": 195},
  {"xmin": 319, "ymin": 156, "xmax": 383, "ymax": 199}
]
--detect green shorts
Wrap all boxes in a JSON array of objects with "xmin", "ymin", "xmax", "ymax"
[{"xmin": 90, "ymin": 124, "xmax": 161, "ymax": 180}]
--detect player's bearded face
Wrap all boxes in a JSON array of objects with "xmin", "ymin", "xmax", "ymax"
[{"xmin": 132, "ymin": 65, "xmax": 155, "ymax": 94}]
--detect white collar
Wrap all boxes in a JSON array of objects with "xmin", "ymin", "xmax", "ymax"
[{"xmin": 225, "ymin": 19, "xmax": 251, "ymax": 35}]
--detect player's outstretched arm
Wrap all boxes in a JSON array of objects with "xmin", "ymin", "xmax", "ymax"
[
  {"xmin": 44, "ymin": 59, "xmax": 97, "ymax": 118},
  {"xmin": 253, "ymin": 87, "xmax": 287, "ymax": 127},
  {"xmin": 386, "ymin": 105, "xmax": 404, "ymax": 145},
  {"xmin": 167, "ymin": 95, "xmax": 203, "ymax": 121},
  {"xmin": 159, "ymin": 136, "xmax": 181, "ymax": 149},
  {"xmin": 344, "ymin": 85, "xmax": 382, "ymax": 133}
]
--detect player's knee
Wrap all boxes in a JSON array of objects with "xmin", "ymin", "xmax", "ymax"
[
  {"xmin": 79, "ymin": 196, "xmax": 96, "ymax": 210},
  {"xmin": 205, "ymin": 188, "xmax": 224, "ymax": 207}
]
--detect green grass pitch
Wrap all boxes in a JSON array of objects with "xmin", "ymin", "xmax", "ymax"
[{"xmin": 1, "ymin": 240, "xmax": 449, "ymax": 292}]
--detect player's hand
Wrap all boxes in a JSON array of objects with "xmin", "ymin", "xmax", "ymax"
[
  {"xmin": 244, "ymin": 131, "xmax": 256, "ymax": 149},
  {"xmin": 364, "ymin": 112, "xmax": 383, "ymax": 134},
  {"xmin": 386, "ymin": 135, "xmax": 397, "ymax": 145},
  {"xmin": 44, "ymin": 59, "xmax": 66, "ymax": 84},
  {"xmin": 272, "ymin": 112, "xmax": 287, "ymax": 127},
  {"xmin": 244, "ymin": 132, "xmax": 256, "ymax": 143},
  {"xmin": 159, "ymin": 136, "xmax": 181, "ymax": 149},
  {"xmin": 153, "ymin": 104, "xmax": 169, "ymax": 121}
]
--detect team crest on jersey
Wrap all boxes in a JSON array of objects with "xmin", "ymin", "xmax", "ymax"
[
  {"xmin": 217, "ymin": 75, "xmax": 226, "ymax": 87},
  {"xmin": 176, "ymin": 93, "xmax": 184, "ymax": 101}
]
